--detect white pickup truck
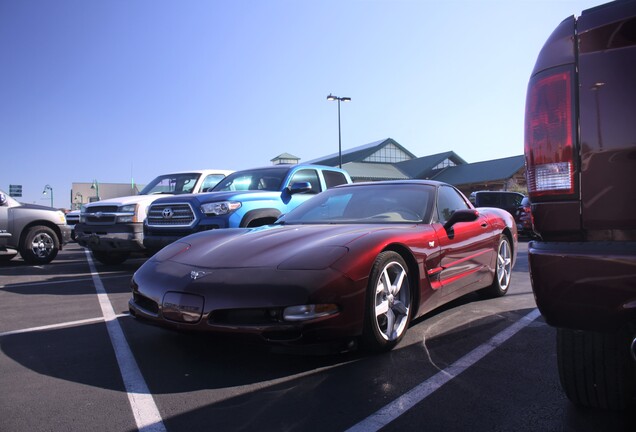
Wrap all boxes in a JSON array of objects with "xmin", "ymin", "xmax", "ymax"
[{"xmin": 75, "ymin": 169, "xmax": 232, "ymax": 264}]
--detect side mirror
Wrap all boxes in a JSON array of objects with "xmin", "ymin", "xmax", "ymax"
[
  {"xmin": 288, "ymin": 181, "xmax": 312, "ymax": 195},
  {"xmin": 443, "ymin": 209, "xmax": 479, "ymax": 231},
  {"xmin": 0, "ymin": 193, "xmax": 6, "ymax": 206}
]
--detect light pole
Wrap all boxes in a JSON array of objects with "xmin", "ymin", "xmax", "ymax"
[
  {"xmin": 74, "ymin": 192, "xmax": 83, "ymax": 210},
  {"xmin": 91, "ymin": 180, "xmax": 100, "ymax": 201},
  {"xmin": 42, "ymin": 184, "xmax": 53, "ymax": 208},
  {"xmin": 326, "ymin": 94, "xmax": 351, "ymax": 168}
]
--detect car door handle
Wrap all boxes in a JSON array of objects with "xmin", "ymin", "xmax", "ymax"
[{"xmin": 481, "ymin": 222, "xmax": 488, "ymax": 228}]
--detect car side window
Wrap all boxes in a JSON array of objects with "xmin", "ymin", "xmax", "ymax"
[
  {"xmin": 201, "ymin": 174, "xmax": 227, "ymax": 192},
  {"xmin": 505, "ymin": 193, "xmax": 523, "ymax": 208},
  {"xmin": 478, "ymin": 193, "xmax": 498, "ymax": 207},
  {"xmin": 289, "ymin": 169, "xmax": 321, "ymax": 194},
  {"xmin": 437, "ymin": 186, "xmax": 470, "ymax": 224},
  {"xmin": 323, "ymin": 170, "xmax": 348, "ymax": 189}
]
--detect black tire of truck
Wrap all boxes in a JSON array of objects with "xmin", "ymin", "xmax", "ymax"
[
  {"xmin": 557, "ymin": 327, "xmax": 635, "ymax": 410},
  {"xmin": 20, "ymin": 225, "xmax": 60, "ymax": 265},
  {"xmin": 91, "ymin": 250, "xmax": 130, "ymax": 265}
]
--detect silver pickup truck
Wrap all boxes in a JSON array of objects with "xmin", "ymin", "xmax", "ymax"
[{"xmin": 0, "ymin": 190, "xmax": 71, "ymax": 264}]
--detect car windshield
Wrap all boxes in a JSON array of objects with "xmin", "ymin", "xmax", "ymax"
[
  {"xmin": 279, "ymin": 183, "xmax": 435, "ymax": 224},
  {"xmin": 210, "ymin": 168, "xmax": 287, "ymax": 192},
  {"xmin": 140, "ymin": 173, "xmax": 202, "ymax": 195}
]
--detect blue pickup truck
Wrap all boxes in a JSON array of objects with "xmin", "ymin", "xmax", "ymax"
[{"xmin": 143, "ymin": 164, "xmax": 352, "ymax": 252}]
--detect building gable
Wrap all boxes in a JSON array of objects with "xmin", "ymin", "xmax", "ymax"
[{"xmin": 307, "ymin": 138, "xmax": 416, "ymax": 166}]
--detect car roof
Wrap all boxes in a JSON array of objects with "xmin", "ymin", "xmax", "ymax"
[{"xmin": 160, "ymin": 169, "xmax": 234, "ymax": 175}]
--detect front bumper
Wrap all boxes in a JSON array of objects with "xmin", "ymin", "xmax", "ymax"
[
  {"xmin": 58, "ymin": 224, "xmax": 72, "ymax": 246},
  {"xmin": 128, "ymin": 259, "xmax": 367, "ymax": 346},
  {"xmin": 528, "ymin": 240, "xmax": 636, "ymax": 332},
  {"xmin": 75, "ymin": 222, "xmax": 145, "ymax": 252}
]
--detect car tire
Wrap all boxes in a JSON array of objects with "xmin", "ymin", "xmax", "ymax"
[
  {"xmin": 361, "ymin": 251, "xmax": 412, "ymax": 352},
  {"xmin": 91, "ymin": 250, "xmax": 130, "ymax": 265},
  {"xmin": 20, "ymin": 225, "xmax": 59, "ymax": 264},
  {"xmin": 479, "ymin": 235, "xmax": 512, "ymax": 298},
  {"xmin": 557, "ymin": 328, "xmax": 635, "ymax": 410}
]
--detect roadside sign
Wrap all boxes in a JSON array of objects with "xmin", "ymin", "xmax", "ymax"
[{"xmin": 9, "ymin": 184, "xmax": 22, "ymax": 197}]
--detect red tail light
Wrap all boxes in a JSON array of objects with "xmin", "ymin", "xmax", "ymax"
[{"xmin": 524, "ymin": 68, "xmax": 576, "ymax": 198}]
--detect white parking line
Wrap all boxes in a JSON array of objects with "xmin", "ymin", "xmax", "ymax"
[
  {"xmin": 0, "ymin": 274, "xmax": 131, "ymax": 289},
  {"xmin": 346, "ymin": 308, "xmax": 542, "ymax": 432},
  {"xmin": 0, "ymin": 314, "xmax": 128, "ymax": 337},
  {"xmin": 85, "ymin": 249, "xmax": 167, "ymax": 432}
]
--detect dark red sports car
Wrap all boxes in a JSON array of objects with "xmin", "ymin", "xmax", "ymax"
[{"xmin": 129, "ymin": 180, "xmax": 517, "ymax": 352}]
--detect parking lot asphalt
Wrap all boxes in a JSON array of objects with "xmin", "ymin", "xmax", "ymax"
[{"xmin": 1, "ymin": 241, "xmax": 634, "ymax": 432}]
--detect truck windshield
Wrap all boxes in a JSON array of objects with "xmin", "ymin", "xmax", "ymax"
[
  {"xmin": 210, "ymin": 168, "xmax": 287, "ymax": 192},
  {"xmin": 140, "ymin": 173, "xmax": 202, "ymax": 195}
]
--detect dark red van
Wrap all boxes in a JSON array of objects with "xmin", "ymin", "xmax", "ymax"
[{"xmin": 524, "ymin": 0, "xmax": 636, "ymax": 410}]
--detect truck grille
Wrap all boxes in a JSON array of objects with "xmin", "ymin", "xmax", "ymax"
[
  {"xmin": 86, "ymin": 206, "xmax": 119, "ymax": 213},
  {"xmin": 147, "ymin": 203, "xmax": 196, "ymax": 227},
  {"xmin": 83, "ymin": 206, "xmax": 118, "ymax": 225},
  {"xmin": 85, "ymin": 215, "xmax": 116, "ymax": 224}
]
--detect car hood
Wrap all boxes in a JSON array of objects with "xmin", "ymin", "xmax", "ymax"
[
  {"xmin": 164, "ymin": 224, "xmax": 402, "ymax": 270},
  {"xmin": 151, "ymin": 190, "xmax": 282, "ymax": 205},
  {"xmin": 83, "ymin": 194, "xmax": 163, "ymax": 208},
  {"xmin": 17, "ymin": 203, "xmax": 60, "ymax": 212}
]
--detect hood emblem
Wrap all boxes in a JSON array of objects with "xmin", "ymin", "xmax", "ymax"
[
  {"xmin": 162, "ymin": 207, "xmax": 174, "ymax": 219},
  {"xmin": 190, "ymin": 270, "xmax": 207, "ymax": 280}
]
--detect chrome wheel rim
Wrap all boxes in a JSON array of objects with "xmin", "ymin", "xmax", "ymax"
[
  {"xmin": 374, "ymin": 261, "xmax": 410, "ymax": 341},
  {"xmin": 31, "ymin": 232, "xmax": 54, "ymax": 258},
  {"xmin": 496, "ymin": 239, "xmax": 512, "ymax": 291}
]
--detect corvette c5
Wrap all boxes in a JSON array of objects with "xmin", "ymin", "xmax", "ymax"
[{"xmin": 129, "ymin": 180, "xmax": 517, "ymax": 352}]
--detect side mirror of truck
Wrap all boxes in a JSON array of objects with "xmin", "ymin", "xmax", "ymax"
[
  {"xmin": 288, "ymin": 182, "xmax": 312, "ymax": 195},
  {"xmin": 0, "ymin": 193, "xmax": 7, "ymax": 206}
]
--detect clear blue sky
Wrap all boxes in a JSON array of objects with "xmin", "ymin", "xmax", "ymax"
[{"xmin": 1, "ymin": 0, "xmax": 605, "ymax": 208}]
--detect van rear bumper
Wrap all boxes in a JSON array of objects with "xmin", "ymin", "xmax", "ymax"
[{"xmin": 528, "ymin": 240, "xmax": 636, "ymax": 332}]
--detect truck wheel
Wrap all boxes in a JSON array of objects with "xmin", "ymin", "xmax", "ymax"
[
  {"xmin": 20, "ymin": 225, "xmax": 59, "ymax": 264},
  {"xmin": 557, "ymin": 328, "xmax": 635, "ymax": 410},
  {"xmin": 91, "ymin": 250, "xmax": 130, "ymax": 265}
]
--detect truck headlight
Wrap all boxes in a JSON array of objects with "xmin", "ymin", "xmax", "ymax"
[
  {"xmin": 201, "ymin": 201, "xmax": 241, "ymax": 216},
  {"xmin": 117, "ymin": 204, "xmax": 138, "ymax": 223},
  {"xmin": 119, "ymin": 204, "xmax": 137, "ymax": 213}
]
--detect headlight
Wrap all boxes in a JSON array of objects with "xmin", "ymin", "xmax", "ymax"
[
  {"xmin": 283, "ymin": 304, "xmax": 339, "ymax": 322},
  {"xmin": 200, "ymin": 201, "xmax": 241, "ymax": 216},
  {"xmin": 119, "ymin": 204, "xmax": 137, "ymax": 213},
  {"xmin": 79, "ymin": 214, "xmax": 86, "ymax": 223},
  {"xmin": 117, "ymin": 204, "xmax": 137, "ymax": 223},
  {"xmin": 56, "ymin": 211, "xmax": 66, "ymax": 224}
]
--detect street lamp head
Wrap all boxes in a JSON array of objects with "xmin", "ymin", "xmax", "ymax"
[
  {"xmin": 42, "ymin": 184, "xmax": 53, "ymax": 207},
  {"xmin": 326, "ymin": 94, "xmax": 352, "ymax": 102}
]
